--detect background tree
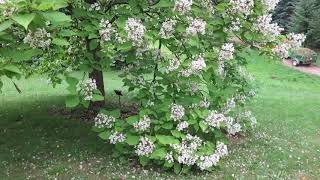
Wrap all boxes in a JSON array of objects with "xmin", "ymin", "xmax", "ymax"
[
  {"xmin": 289, "ymin": 0, "xmax": 320, "ymax": 48},
  {"xmin": 272, "ymin": 0, "xmax": 298, "ymax": 33}
]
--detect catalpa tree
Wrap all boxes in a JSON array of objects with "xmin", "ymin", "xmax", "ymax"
[{"xmin": 0, "ymin": 0, "xmax": 305, "ymax": 173}]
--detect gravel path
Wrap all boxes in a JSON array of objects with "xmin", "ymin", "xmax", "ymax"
[{"xmin": 283, "ymin": 59, "xmax": 320, "ymax": 76}]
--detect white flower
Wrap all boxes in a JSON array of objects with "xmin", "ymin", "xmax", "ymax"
[
  {"xmin": 0, "ymin": 0, "xmax": 6, "ymax": 4},
  {"xmin": 171, "ymin": 134, "xmax": 202, "ymax": 166},
  {"xmin": 222, "ymin": 97, "xmax": 236, "ymax": 113},
  {"xmin": 215, "ymin": 141, "xmax": 228, "ymax": 157},
  {"xmin": 186, "ymin": 18, "xmax": 206, "ymax": 36},
  {"xmin": 160, "ymin": 19, "xmax": 176, "ymax": 39},
  {"xmin": 229, "ymin": 0, "xmax": 254, "ymax": 16},
  {"xmin": 89, "ymin": 2, "xmax": 101, "ymax": 11},
  {"xmin": 167, "ymin": 58, "xmax": 181, "ymax": 72},
  {"xmin": 197, "ymin": 153, "xmax": 220, "ymax": 170},
  {"xmin": 219, "ymin": 43, "xmax": 235, "ymax": 61},
  {"xmin": 199, "ymin": 97, "xmax": 210, "ymax": 108},
  {"xmin": 165, "ymin": 151, "xmax": 174, "ymax": 163},
  {"xmin": 174, "ymin": 0, "xmax": 193, "ymax": 14},
  {"xmin": 204, "ymin": 111, "xmax": 226, "ymax": 128},
  {"xmin": 78, "ymin": 78, "xmax": 97, "ymax": 101},
  {"xmin": 227, "ymin": 122, "xmax": 242, "ymax": 135},
  {"xmin": 272, "ymin": 43, "xmax": 290, "ymax": 58},
  {"xmin": 170, "ymin": 104, "xmax": 185, "ymax": 121},
  {"xmin": 99, "ymin": 19, "xmax": 115, "ymax": 42},
  {"xmin": 229, "ymin": 18, "xmax": 242, "ymax": 32},
  {"xmin": 190, "ymin": 54, "xmax": 206, "ymax": 72},
  {"xmin": 262, "ymin": 0, "xmax": 280, "ymax": 11},
  {"xmin": 180, "ymin": 69, "xmax": 193, "ymax": 77},
  {"xmin": 286, "ymin": 33, "xmax": 306, "ymax": 49},
  {"xmin": 23, "ymin": 28, "xmax": 51, "ymax": 49},
  {"xmin": 177, "ymin": 121, "xmax": 189, "ymax": 131},
  {"xmin": 109, "ymin": 131, "xmax": 126, "ymax": 144},
  {"xmin": 94, "ymin": 113, "xmax": 116, "ymax": 129},
  {"xmin": 133, "ymin": 115, "xmax": 151, "ymax": 132},
  {"xmin": 254, "ymin": 14, "xmax": 284, "ymax": 41},
  {"xmin": 135, "ymin": 137, "xmax": 155, "ymax": 156},
  {"xmin": 125, "ymin": 18, "xmax": 146, "ymax": 46}
]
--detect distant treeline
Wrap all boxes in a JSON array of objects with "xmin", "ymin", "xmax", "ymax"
[{"xmin": 273, "ymin": 0, "xmax": 320, "ymax": 49}]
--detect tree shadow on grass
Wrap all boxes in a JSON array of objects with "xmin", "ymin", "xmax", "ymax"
[{"xmin": 0, "ymin": 95, "xmax": 112, "ymax": 166}]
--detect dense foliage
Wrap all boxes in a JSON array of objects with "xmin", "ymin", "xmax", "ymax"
[
  {"xmin": 0, "ymin": 0, "xmax": 305, "ymax": 173},
  {"xmin": 272, "ymin": 0, "xmax": 297, "ymax": 33}
]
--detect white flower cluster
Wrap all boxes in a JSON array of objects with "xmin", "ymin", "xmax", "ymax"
[
  {"xmin": 229, "ymin": 0, "xmax": 254, "ymax": 16},
  {"xmin": 229, "ymin": 18, "xmax": 242, "ymax": 32},
  {"xmin": 94, "ymin": 113, "xmax": 116, "ymax": 129},
  {"xmin": 99, "ymin": 19, "xmax": 115, "ymax": 42},
  {"xmin": 133, "ymin": 115, "xmax": 151, "ymax": 132},
  {"xmin": 78, "ymin": 78, "xmax": 97, "ymax": 101},
  {"xmin": 197, "ymin": 153, "xmax": 220, "ymax": 170},
  {"xmin": 174, "ymin": 0, "xmax": 193, "ymax": 14},
  {"xmin": 272, "ymin": 33, "xmax": 306, "ymax": 58},
  {"xmin": 2, "ymin": 7, "xmax": 15, "ymax": 17},
  {"xmin": 165, "ymin": 151, "xmax": 174, "ymax": 163},
  {"xmin": 197, "ymin": 141, "xmax": 228, "ymax": 170},
  {"xmin": 199, "ymin": 97, "xmax": 210, "ymax": 108},
  {"xmin": 109, "ymin": 131, "xmax": 126, "ymax": 144},
  {"xmin": 255, "ymin": 14, "xmax": 284, "ymax": 41},
  {"xmin": 225, "ymin": 117, "xmax": 242, "ymax": 135},
  {"xmin": 222, "ymin": 97, "xmax": 236, "ymax": 113},
  {"xmin": 287, "ymin": 33, "xmax": 306, "ymax": 49},
  {"xmin": 125, "ymin": 18, "xmax": 146, "ymax": 46},
  {"xmin": 219, "ymin": 43, "xmax": 235, "ymax": 61},
  {"xmin": 160, "ymin": 19, "xmax": 177, "ymax": 39},
  {"xmin": 186, "ymin": 18, "xmax": 206, "ymax": 36},
  {"xmin": 190, "ymin": 54, "xmax": 206, "ymax": 72},
  {"xmin": 89, "ymin": 2, "xmax": 101, "ymax": 11},
  {"xmin": 23, "ymin": 28, "xmax": 51, "ymax": 49},
  {"xmin": 171, "ymin": 134, "xmax": 202, "ymax": 166},
  {"xmin": 239, "ymin": 110, "xmax": 257, "ymax": 128},
  {"xmin": 167, "ymin": 58, "xmax": 181, "ymax": 72},
  {"xmin": 170, "ymin": 103, "xmax": 185, "ymax": 121},
  {"xmin": 272, "ymin": 43, "xmax": 290, "ymax": 58},
  {"xmin": 177, "ymin": 121, "xmax": 189, "ymax": 131},
  {"xmin": 135, "ymin": 137, "xmax": 155, "ymax": 156},
  {"xmin": 0, "ymin": 0, "xmax": 6, "ymax": 4},
  {"xmin": 262, "ymin": 0, "xmax": 280, "ymax": 11},
  {"xmin": 204, "ymin": 111, "xmax": 227, "ymax": 128}
]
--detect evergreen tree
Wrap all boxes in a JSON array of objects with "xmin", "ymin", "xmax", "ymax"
[{"xmin": 272, "ymin": 0, "xmax": 298, "ymax": 33}]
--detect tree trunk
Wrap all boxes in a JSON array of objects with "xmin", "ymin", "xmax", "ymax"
[
  {"xmin": 89, "ymin": 69, "xmax": 105, "ymax": 110},
  {"xmin": 86, "ymin": 38, "xmax": 105, "ymax": 110}
]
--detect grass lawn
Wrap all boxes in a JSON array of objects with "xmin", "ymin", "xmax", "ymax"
[{"xmin": 0, "ymin": 51, "xmax": 320, "ymax": 179}]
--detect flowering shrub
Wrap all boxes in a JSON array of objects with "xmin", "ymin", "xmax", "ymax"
[{"xmin": 0, "ymin": 0, "xmax": 305, "ymax": 174}]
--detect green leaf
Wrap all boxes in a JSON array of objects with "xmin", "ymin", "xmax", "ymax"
[
  {"xmin": 150, "ymin": 148, "xmax": 167, "ymax": 159},
  {"xmin": 156, "ymin": 135, "xmax": 179, "ymax": 145},
  {"xmin": 91, "ymin": 126, "xmax": 104, "ymax": 133},
  {"xmin": 152, "ymin": 0, "xmax": 174, "ymax": 8},
  {"xmin": 199, "ymin": 121, "xmax": 208, "ymax": 132},
  {"xmin": 118, "ymin": 41, "xmax": 132, "ymax": 51},
  {"xmin": 89, "ymin": 39, "xmax": 98, "ymax": 50},
  {"xmin": 162, "ymin": 122, "xmax": 173, "ymax": 129},
  {"xmin": 52, "ymin": 38, "xmax": 70, "ymax": 46},
  {"xmin": 126, "ymin": 115, "xmax": 139, "ymax": 125},
  {"xmin": 41, "ymin": 11, "xmax": 71, "ymax": 23},
  {"xmin": 100, "ymin": 109, "xmax": 121, "ymax": 118},
  {"xmin": 126, "ymin": 134, "xmax": 139, "ymax": 145},
  {"xmin": 0, "ymin": 20, "xmax": 13, "ymax": 32},
  {"xmin": 98, "ymin": 131, "xmax": 111, "ymax": 140},
  {"xmin": 164, "ymin": 161, "xmax": 174, "ymax": 168},
  {"xmin": 65, "ymin": 76, "xmax": 79, "ymax": 86},
  {"xmin": 12, "ymin": 13, "xmax": 36, "ymax": 30},
  {"xmin": 92, "ymin": 94, "xmax": 104, "ymax": 101},
  {"xmin": 139, "ymin": 156, "xmax": 149, "ymax": 166},
  {"xmin": 171, "ymin": 130, "xmax": 184, "ymax": 138},
  {"xmin": 4, "ymin": 65, "xmax": 20, "ymax": 74},
  {"xmin": 65, "ymin": 95, "xmax": 80, "ymax": 108},
  {"xmin": 174, "ymin": 163, "xmax": 181, "ymax": 174}
]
